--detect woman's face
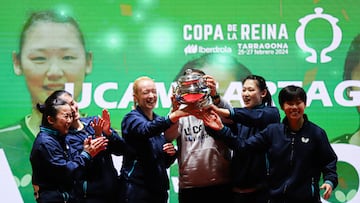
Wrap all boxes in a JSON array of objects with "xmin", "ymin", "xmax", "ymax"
[
  {"xmin": 241, "ymin": 79, "xmax": 265, "ymax": 109},
  {"xmin": 59, "ymin": 93, "xmax": 81, "ymax": 121},
  {"xmin": 14, "ymin": 22, "xmax": 92, "ymax": 106},
  {"xmin": 281, "ymin": 99, "xmax": 305, "ymax": 122},
  {"xmin": 134, "ymin": 79, "xmax": 157, "ymax": 111},
  {"xmin": 49, "ymin": 104, "xmax": 73, "ymax": 135}
]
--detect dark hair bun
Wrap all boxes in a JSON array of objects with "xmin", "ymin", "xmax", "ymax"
[{"xmin": 36, "ymin": 103, "xmax": 46, "ymax": 113}]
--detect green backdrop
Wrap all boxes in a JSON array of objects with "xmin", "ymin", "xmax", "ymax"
[{"xmin": 0, "ymin": 0, "xmax": 359, "ymax": 202}]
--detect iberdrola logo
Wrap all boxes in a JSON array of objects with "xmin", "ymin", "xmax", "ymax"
[{"xmin": 295, "ymin": 7, "xmax": 342, "ymax": 63}]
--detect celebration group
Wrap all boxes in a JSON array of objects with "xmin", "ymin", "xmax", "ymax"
[
  {"xmin": 16, "ymin": 9, "xmax": 337, "ymax": 203},
  {"xmin": 31, "ymin": 69, "xmax": 338, "ymax": 203}
]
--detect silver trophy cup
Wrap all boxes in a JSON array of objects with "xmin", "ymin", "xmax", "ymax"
[{"xmin": 175, "ymin": 69, "xmax": 212, "ymax": 107}]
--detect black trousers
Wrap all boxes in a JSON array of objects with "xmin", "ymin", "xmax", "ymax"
[
  {"xmin": 232, "ymin": 190, "xmax": 268, "ymax": 203},
  {"xmin": 179, "ymin": 184, "xmax": 231, "ymax": 203}
]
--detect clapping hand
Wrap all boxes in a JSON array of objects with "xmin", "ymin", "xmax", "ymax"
[
  {"xmin": 102, "ymin": 109, "xmax": 112, "ymax": 136},
  {"xmin": 90, "ymin": 109, "xmax": 112, "ymax": 137},
  {"xmin": 91, "ymin": 117, "xmax": 105, "ymax": 137},
  {"xmin": 83, "ymin": 136, "xmax": 108, "ymax": 157}
]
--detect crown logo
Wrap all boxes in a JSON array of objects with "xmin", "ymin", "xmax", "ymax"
[{"xmin": 295, "ymin": 7, "xmax": 342, "ymax": 63}]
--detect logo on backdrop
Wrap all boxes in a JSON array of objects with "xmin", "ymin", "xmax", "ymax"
[
  {"xmin": 184, "ymin": 44, "xmax": 232, "ymax": 55},
  {"xmin": 184, "ymin": 44, "xmax": 198, "ymax": 54},
  {"xmin": 295, "ymin": 7, "xmax": 342, "ymax": 63},
  {"xmin": 324, "ymin": 144, "xmax": 360, "ymax": 203},
  {"xmin": 182, "ymin": 22, "xmax": 289, "ymax": 56}
]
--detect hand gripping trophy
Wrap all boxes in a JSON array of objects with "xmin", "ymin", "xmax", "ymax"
[{"xmin": 174, "ymin": 69, "xmax": 212, "ymax": 108}]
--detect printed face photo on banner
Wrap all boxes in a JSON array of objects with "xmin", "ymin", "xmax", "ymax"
[
  {"xmin": 0, "ymin": 10, "xmax": 93, "ymax": 203},
  {"xmin": 12, "ymin": 10, "xmax": 92, "ymax": 135}
]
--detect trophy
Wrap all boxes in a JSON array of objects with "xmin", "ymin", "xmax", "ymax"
[{"xmin": 174, "ymin": 69, "xmax": 212, "ymax": 107}]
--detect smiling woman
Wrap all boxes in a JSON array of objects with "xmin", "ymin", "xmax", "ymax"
[
  {"xmin": 119, "ymin": 76, "xmax": 191, "ymax": 203},
  {"xmin": 30, "ymin": 90, "xmax": 107, "ymax": 203}
]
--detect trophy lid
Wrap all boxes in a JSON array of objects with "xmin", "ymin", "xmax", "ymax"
[{"xmin": 178, "ymin": 69, "xmax": 202, "ymax": 84}]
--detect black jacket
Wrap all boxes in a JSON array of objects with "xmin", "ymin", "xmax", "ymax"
[
  {"xmin": 226, "ymin": 105, "xmax": 280, "ymax": 189},
  {"xmin": 30, "ymin": 127, "xmax": 91, "ymax": 203},
  {"xmin": 66, "ymin": 116, "xmax": 127, "ymax": 202},
  {"xmin": 207, "ymin": 114, "xmax": 338, "ymax": 202},
  {"xmin": 120, "ymin": 106, "xmax": 176, "ymax": 194}
]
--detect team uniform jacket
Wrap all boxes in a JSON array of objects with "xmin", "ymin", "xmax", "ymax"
[
  {"xmin": 207, "ymin": 114, "xmax": 338, "ymax": 202},
  {"xmin": 164, "ymin": 98, "xmax": 232, "ymax": 189},
  {"xmin": 66, "ymin": 116, "xmax": 127, "ymax": 203},
  {"xmin": 30, "ymin": 126, "xmax": 92, "ymax": 203},
  {"xmin": 226, "ymin": 105, "xmax": 280, "ymax": 190},
  {"xmin": 120, "ymin": 106, "xmax": 176, "ymax": 200}
]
